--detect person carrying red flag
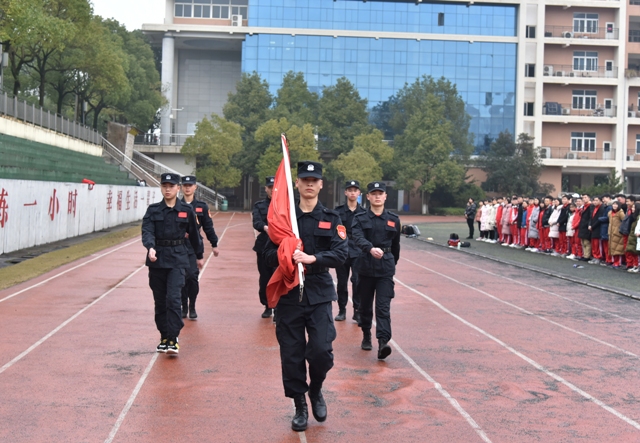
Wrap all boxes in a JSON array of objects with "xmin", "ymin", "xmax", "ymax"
[{"xmin": 264, "ymin": 160, "xmax": 348, "ymax": 432}]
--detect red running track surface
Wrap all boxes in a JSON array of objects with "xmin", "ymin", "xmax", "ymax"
[{"xmin": 0, "ymin": 212, "xmax": 639, "ymax": 442}]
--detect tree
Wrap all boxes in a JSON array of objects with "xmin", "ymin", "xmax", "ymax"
[
  {"xmin": 273, "ymin": 71, "xmax": 318, "ymax": 127},
  {"xmin": 223, "ymin": 72, "xmax": 273, "ymax": 177},
  {"xmin": 478, "ymin": 132, "xmax": 553, "ymax": 196},
  {"xmin": 576, "ymin": 169, "xmax": 625, "ymax": 196},
  {"xmin": 353, "ymin": 129, "xmax": 393, "ymax": 175},
  {"xmin": 332, "ymin": 147, "xmax": 382, "ymax": 187},
  {"xmin": 255, "ymin": 118, "xmax": 318, "ymax": 184},
  {"xmin": 317, "ymin": 77, "xmax": 369, "ymax": 158},
  {"xmin": 181, "ymin": 114, "xmax": 243, "ymax": 208},
  {"xmin": 393, "ymin": 94, "xmax": 466, "ymax": 214}
]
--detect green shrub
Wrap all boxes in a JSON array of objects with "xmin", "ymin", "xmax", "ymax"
[{"xmin": 431, "ymin": 207, "xmax": 466, "ymax": 216}]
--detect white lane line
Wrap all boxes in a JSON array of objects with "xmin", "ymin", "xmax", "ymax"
[
  {"xmin": 393, "ymin": 275, "xmax": 640, "ymax": 431},
  {"xmin": 104, "ymin": 212, "xmax": 238, "ymax": 443},
  {"xmin": 0, "ymin": 238, "xmax": 141, "ymax": 304},
  {"xmin": 406, "ymin": 243, "xmax": 635, "ymax": 322},
  {"xmin": 403, "ymin": 257, "xmax": 640, "ymax": 359},
  {"xmin": 0, "ymin": 265, "xmax": 146, "ymax": 375}
]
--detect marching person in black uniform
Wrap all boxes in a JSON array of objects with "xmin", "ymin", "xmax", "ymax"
[
  {"xmin": 141, "ymin": 173, "xmax": 204, "ymax": 355},
  {"xmin": 252, "ymin": 176, "xmax": 276, "ymax": 319},
  {"xmin": 180, "ymin": 175, "xmax": 219, "ymax": 320},
  {"xmin": 263, "ymin": 161, "xmax": 348, "ymax": 432},
  {"xmin": 334, "ymin": 180, "xmax": 366, "ymax": 323},
  {"xmin": 352, "ymin": 181, "xmax": 401, "ymax": 360}
]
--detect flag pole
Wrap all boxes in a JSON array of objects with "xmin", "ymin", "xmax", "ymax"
[{"xmin": 281, "ymin": 134, "xmax": 305, "ymax": 297}]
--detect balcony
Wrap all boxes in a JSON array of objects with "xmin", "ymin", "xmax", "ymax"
[
  {"xmin": 545, "ymin": 26, "xmax": 619, "ymax": 40},
  {"xmin": 539, "ymin": 146, "xmax": 616, "ymax": 161},
  {"xmin": 542, "ymin": 64, "xmax": 617, "ymax": 79},
  {"xmin": 543, "ymin": 102, "xmax": 617, "ymax": 118}
]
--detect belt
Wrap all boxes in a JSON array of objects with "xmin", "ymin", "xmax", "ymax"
[
  {"xmin": 156, "ymin": 239, "xmax": 184, "ymax": 246},
  {"xmin": 305, "ymin": 265, "xmax": 329, "ymax": 275},
  {"xmin": 374, "ymin": 247, "xmax": 392, "ymax": 253}
]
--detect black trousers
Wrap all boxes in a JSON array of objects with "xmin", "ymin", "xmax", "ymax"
[
  {"xmin": 357, "ymin": 275, "xmax": 394, "ymax": 342},
  {"xmin": 149, "ymin": 267, "xmax": 185, "ymax": 339},
  {"xmin": 275, "ymin": 301, "xmax": 336, "ymax": 398},
  {"xmin": 256, "ymin": 252, "xmax": 275, "ymax": 307},
  {"xmin": 467, "ymin": 218, "xmax": 475, "ymax": 238},
  {"xmin": 335, "ymin": 257, "xmax": 359, "ymax": 311},
  {"xmin": 181, "ymin": 265, "xmax": 199, "ymax": 308}
]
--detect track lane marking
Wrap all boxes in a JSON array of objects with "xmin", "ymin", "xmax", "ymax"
[
  {"xmin": 403, "ymin": 257, "xmax": 640, "ymax": 359},
  {"xmin": 393, "ymin": 273, "xmax": 640, "ymax": 431},
  {"xmin": 105, "ymin": 212, "xmax": 239, "ymax": 443},
  {"xmin": 0, "ymin": 265, "xmax": 146, "ymax": 375},
  {"xmin": 0, "ymin": 238, "xmax": 141, "ymax": 304}
]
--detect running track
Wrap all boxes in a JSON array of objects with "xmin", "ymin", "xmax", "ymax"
[{"xmin": 1, "ymin": 212, "xmax": 639, "ymax": 442}]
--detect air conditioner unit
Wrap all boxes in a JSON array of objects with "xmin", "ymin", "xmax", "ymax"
[
  {"xmin": 540, "ymin": 147, "xmax": 551, "ymax": 159},
  {"xmin": 555, "ymin": 71, "xmax": 566, "ymax": 77},
  {"xmin": 628, "ymin": 155, "xmax": 636, "ymax": 161},
  {"xmin": 629, "ymin": 111, "xmax": 635, "ymax": 118},
  {"xmin": 231, "ymin": 14, "xmax": 243, "ymax": 26},
  {"xmin": 543, "ymin": 65, "xmax": 554, "ymax": 76},
  {"xmin": 566, "ymin": 152, "xmax": 577, "ymax": 159},
  {"xmin": 563, "ymin": 31, "xmax": 574, "ymax": 38},
  {"xmin": 562, "ymin": 108, "xmax": 571, "ymax": 115},
  {"xmin": 568, "ymin": 72, "xmax": 576, "ymax": 77}
]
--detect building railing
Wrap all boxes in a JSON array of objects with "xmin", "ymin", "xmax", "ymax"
[
  {"xmin": 544, "ymin": 26, "xmax": 619, "ymax": 40},
  {"xmin": 131, "ymin": 150, "xmax": 225, "ymax": 207},
  {"xmin": 542, "ymin": 102, "xmax": 617, "ymax": 117},
  {"xmin": 539, "ymin": 146, "xmax": 616, "ymax": 161},
  {"xmin": 542, "ymin": 64, "xmax": 617, "ymax": 78},
  {"xmin": 134, "ymin": 133, "xmax": 191, "ymax": 147},
  {"xmin": 0, "ymin": 91, "xmax": 101, "ymax": 145},
  {"xmin": 101, "ymin": 138, "xmax": 160, "ymax": 186}
]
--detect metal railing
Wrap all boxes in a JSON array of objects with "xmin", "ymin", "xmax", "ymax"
[
  {"xmin": 541, "ymin": 64, "xmax": 617, "ymax": 79},
  {"xmin": 101, "ymin": 138, "xmax": 160, "ymax": 186},
  {"xmin": 134, "ymin": 133, "xmax": 192, "ymax": 147},
  {"xmin": 0, "ymin": 91, "xmax": 101, "ymax": 145},
  {"xmin": 542, "ymin": 102, "xmax": 617, "ymax": 117},
  {"xmin": 131, "ymin": 150, "xmax": 225, "ymax": 207},
  {"xmin": 544, "ymin": 26, "xmax": 619, "ymax": 40},
  {"xmin": 539, "ymin": 146, "xmax": 616, "ymax": 161}
]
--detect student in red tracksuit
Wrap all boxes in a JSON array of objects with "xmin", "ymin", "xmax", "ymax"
[
  {"xmin": 566, "ymin": 203, "xmax": 577, "ymax": 258},
  {"xmin": 569, "ymin": 198, "xmax": 584, "ymax": 259},
  {"xmin": 495, "ymin": 198, "xmax": 504, "ymax": 243},
  {"xmin": 509, "ymin": 197, "xmax": 519, "ymax": 246},
  {"xmin": 588, "ymin": 196, "xmax": 604, "ymax": 264}
]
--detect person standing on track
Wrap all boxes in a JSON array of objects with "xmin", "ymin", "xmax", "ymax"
[
  {"xmin": 334, "ymin": 180, "xmax": 366, "ymax": 323},
  {"xmin": 263, "ymin": 161, "xmax": 348, "ymax": 432},
  {"xmin": 180, "ymin": 175, "xmax": 219, "ymax": 320},
  {"xmin": 252, "ymin": 176, "xmax": 276, "ymax": 320},
  {"xmin": 142, "ymin": 173, "xmax": 204, "ymax": 355},
  {"xmin": 465, "ymin": 198, "xmax": 476, "ymax": 239},
  {"xmin": 352, "ymin": 181, "xmax": 401, "ymax": 360}
]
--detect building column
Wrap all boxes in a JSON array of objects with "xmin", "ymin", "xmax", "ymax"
[{"xmin": 161, "ymin": 34, "xmax": 175, "ymax": 145}]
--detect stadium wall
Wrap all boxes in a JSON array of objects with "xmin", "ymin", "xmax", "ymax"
[{"xmin": 0, "ymin": 179, "xmax": 156, "ymax": 254}]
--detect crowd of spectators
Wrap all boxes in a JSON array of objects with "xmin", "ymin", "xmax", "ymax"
[{"xmin": 467, "ymin": 193, "xmax": 640, "ymax": 272}]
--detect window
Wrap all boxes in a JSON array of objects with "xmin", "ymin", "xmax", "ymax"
[
  {"xmin": 525, "ymin": 63, "xmax": 535, "ymax": 77},
  {"xmin": 571, "ymin": 132, "xmax": 596, "ymax": 152},
  {"xmin": 524, "ymin": 102, "xmax": 534, "ymax": 116},
  {"xmin": 572, "ymin": 90, "xmax": 597, "ymax": 109},
  {"xmin": 526, "ymin": 26, "xmax": 536, "ymax": 38},
  {"xmin": 573, "ymin": 13, "xmax": 599, "ymax": 34},
  {"xmin": 485, "ymin": 92, "xmax": 493, "ymax": 106},
  {"xmin": 573, "ymin": 51, "xmax": 598, "ymax": 71},
  {"xmin": 603, "ymin": 141, "xmax": 611, "ymax": 152},
  {"xmin": 438, "ymin": 13, "xmax": 444, "ymax": 27},
  {"xmin": 174, "ymin": 0, "xmax": 246, "ymax": 19}
]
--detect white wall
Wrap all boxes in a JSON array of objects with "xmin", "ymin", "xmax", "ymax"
[{"xmin": 0, "ymin": 179, "xmax": 159, "ymax": 254}]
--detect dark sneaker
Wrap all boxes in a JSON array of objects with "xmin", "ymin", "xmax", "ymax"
[
  {"xmin": 166, "ymin": 338, "xmax": 179, "ymax": 355},
  {"xmin": 334, "ymin": 309, "xmax": 346, "ymax": 321},
  {"xmin": 189, "ymin": 307, "xmax": 198, "ymax": 320},
  {"xmin": 156, "ymin": 338, "xmax": 168, "ymax": 353},
  {"xmin": 261, "ymin": 307, "xmax": 273, "ymax": 318}
]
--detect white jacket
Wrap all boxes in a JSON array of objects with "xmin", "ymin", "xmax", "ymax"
[{"xmin": 549, "ymin": 206, "xmax": 561, "ymax": 238}]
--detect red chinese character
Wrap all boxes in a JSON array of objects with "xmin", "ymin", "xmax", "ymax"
[
  {"xmin": 107, "ymin": 190, "xmax": 113, "ymax": 212},
  {"xmin": 48, "ymin": 189, "xmax": 60, "ymax": 221},
  {"xmin": 117, "ymin": 191, "xmax": 123, "ymax": 211},
  {"xmin": 126, "ymin": 190, "xmax": 131, "ymax": 210},
  {"xmin": 0, "ymin": 188, "xmax": 8, "ymax": 228},
  {"xmin": 67, "ymin": 190, "xmax": 78, "ymax": 217},
  {"xmin": 133, "ymin": 190, "xmax": 138, "ymax": 209}
]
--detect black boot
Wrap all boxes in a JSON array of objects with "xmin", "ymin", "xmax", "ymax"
[
  {"xmin": 378, "ymin": 339, "xmax": 392, "ymax": 360},
  {"xmin": 291, "ymin": 395, "xmax": 308, "ymax": 431},
  {"xmin": 261, "ymin": 307, "xmax": 273, "ymax": 318},
  {"xmin": 308, "ymin": 385, "xmax": 327, "ymax": 422},
  {"xmin": 181, "ymin": 303, "xmax": 188, "ymax": 319},
  {"xmin": 361, "ymin": 329, "xmax": 372, "ymax": 351},
  {"xmin": 273, "ymin": 308, "xmax": 277, "ymax": 323},
  {"xmin": 334, "ymin": 308, "xmax": 346, "ymax": 321},
  {"xmin": 188, "ymin": 303, "xmax": 197, "ymax": 320},
  {"xmin": 353, "ymin": 311, "xmax": 361, "ymax": 325}
]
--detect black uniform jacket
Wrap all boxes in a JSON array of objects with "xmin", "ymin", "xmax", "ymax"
[
  {"xmin": 182, "ymin": 197, "xmax": 218, "ymax": 247},
  {"xmin": 334, "ymin": 203, "xmax": 367, "ymax": 259},
  {"xmin": 263, "ymin": 202, "xmax": 348, "ymax": 306},
  {"xmin": 142, "ymin": 199, "xmax": 204, "ymax": 268},
  {"xmin": 578, "ymin": 203, "xmax": 592, "ymax": 239},
  {"xmin": 252, "ymin": 198, "xmax": 271, "ymax": 253},
  {"xmin": 352, "ymin": 208, "xmax": 401, "ymax": 278}
]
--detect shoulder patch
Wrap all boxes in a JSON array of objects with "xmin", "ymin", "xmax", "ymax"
[{"xmin": 337, "ymin": 225, "xmax": 347, "ymax": 240}]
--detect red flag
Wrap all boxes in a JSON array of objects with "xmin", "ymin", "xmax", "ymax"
[{"xmin": 265, "ymin": 135, "xmax": 303, "ymax": 308}]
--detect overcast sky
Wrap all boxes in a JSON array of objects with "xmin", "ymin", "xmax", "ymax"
[{"xmin": 91, "ymin": 0, "xmax": 165, "ymax": 31}]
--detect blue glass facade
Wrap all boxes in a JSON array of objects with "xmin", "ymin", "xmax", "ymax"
[{"xmin": 241, "ymin": 0, "xmax": 518, "ymax": 151}]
